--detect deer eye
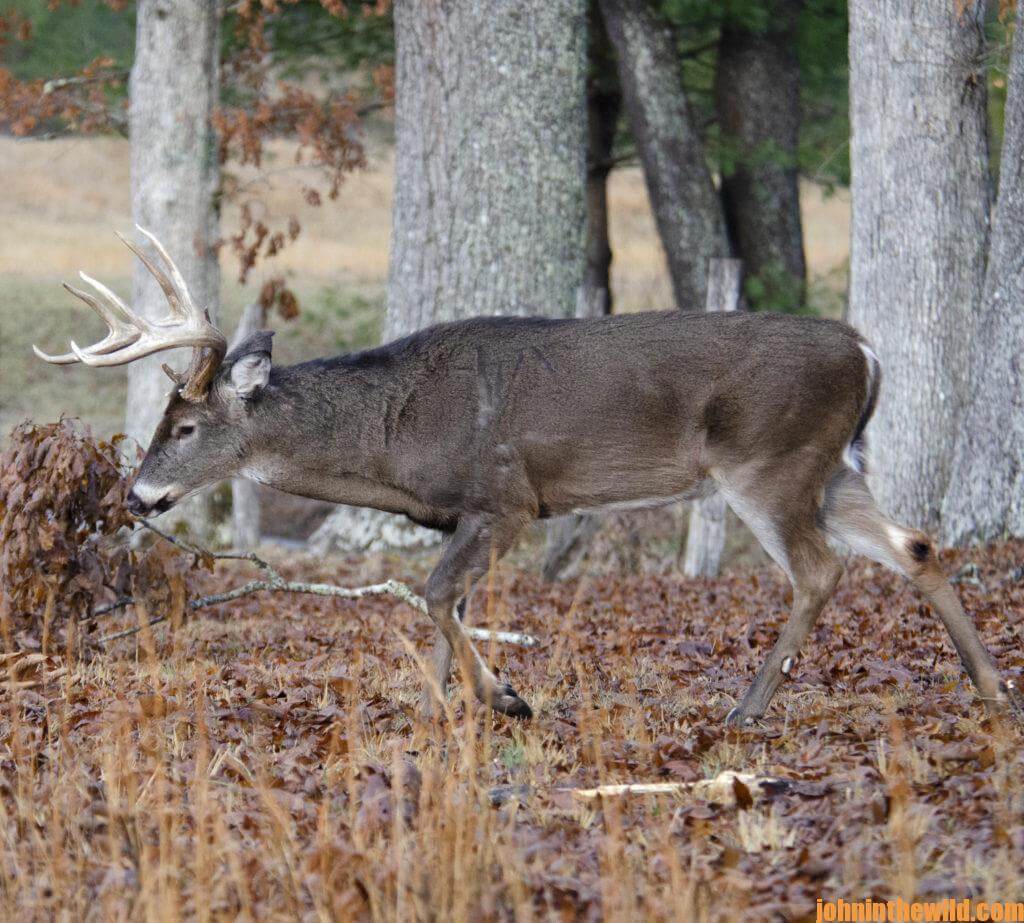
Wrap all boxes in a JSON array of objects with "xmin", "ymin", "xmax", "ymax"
[{"xmin": 175, "ymin": 423, "xmax": 196, "ymax": 439}]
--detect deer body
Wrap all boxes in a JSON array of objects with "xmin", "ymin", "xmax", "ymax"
[
  {"xmin": 35, "ymin": 230, "xmax": 1020, "ymax": 724},
  {"xmin": 214, "ymin": 312, "xmax": 866, "ymax": 530}
]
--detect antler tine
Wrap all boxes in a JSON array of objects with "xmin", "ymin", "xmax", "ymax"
[
  {"xmin": 68, "ymin": 322, "xmax": 226, "ymax": 368},
  {"xmin": 115, "ymin": 230, "xmax": 187, "ymax": 322},
  {"xmin": 32, "ymin": 227, "xmax": 227, "ymax": 401},
  {"xmin": 77, "ymin": 272, "xmax": 148, "ymax": 329},
  {"xmin": 132, "ymin": 225, "xmax": 204, "ymax": 322},
  {"xmin": 32, "ymin": 343, "xmax": 80, "ymax": 365},
  {"xmin": 64, "ymin": 281, "xmax": 141, "ymax": 350},
  {"xmin": 32, "ymin": 279, "xmax": 143, "ymax": 364}
]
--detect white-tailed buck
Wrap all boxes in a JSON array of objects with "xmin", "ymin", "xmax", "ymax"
[{"xmin": 35, "ymin": 229, "xmax": 1021, "ymax": 724}]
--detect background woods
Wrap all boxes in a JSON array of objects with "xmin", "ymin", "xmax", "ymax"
[{"xmin": 1, "ymin": 1, "xmax": 1024, "ymax": 919}]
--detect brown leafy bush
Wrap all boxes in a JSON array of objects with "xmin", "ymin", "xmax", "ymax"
[{"xmin": 0, "ymin": 420, "xmax": 133, "ymax": 638}]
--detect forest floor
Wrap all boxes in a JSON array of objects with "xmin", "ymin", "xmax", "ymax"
[{"xmin": 0, "ymin": 536, "xmax": 1021, "ymax": 920}]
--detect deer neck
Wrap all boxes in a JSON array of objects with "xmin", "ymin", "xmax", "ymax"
[{"xmin": 235, "ymin": 361, "xmax": 405, "ymax": 509}]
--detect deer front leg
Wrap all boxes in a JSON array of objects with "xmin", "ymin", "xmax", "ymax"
[
  {"xmin": 422, "ymin": 598, "xmax": 464, "ymax": 716},
  {"xmin": 421, "ymin": 516, "xmax": 532, "ymax": 719}
]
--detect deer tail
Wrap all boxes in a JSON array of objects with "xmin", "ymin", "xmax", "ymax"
[{"xmin": 843, "ymin": 341, "xmax": 881, "ymax": 475}]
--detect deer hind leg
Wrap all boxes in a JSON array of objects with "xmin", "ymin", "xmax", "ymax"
[
  {"xmin": 720, "ymin": 481, "xmax": 844, "ymax": 726},
  {"xmin": 821, "ymin": 466, "xmax": 1014, "ymax": 713},
  {"xmin": 420, "ymin": 514, "xmax": 532, "ymax": 719}
]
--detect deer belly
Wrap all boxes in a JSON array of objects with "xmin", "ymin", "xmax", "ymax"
[{"xmin": 569, "ymin": 479, "xmax": 714, "ymax": 516}]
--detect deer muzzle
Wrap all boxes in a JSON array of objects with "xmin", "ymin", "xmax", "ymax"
[{"xmin": 126, "ymin": 486, "xmax": 175, "ymax": 516}]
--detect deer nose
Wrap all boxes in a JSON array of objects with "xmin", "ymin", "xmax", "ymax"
[
  {"xmin": 126, "ymin": 490, "xmax": 150, "ymax": 516},
  {"xmin": 127, "ymin": 483, "xmax": 176, "ymax": 516}
]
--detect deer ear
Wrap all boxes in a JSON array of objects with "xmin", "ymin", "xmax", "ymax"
[
  {"xmin": 223, "ymin": 330, "xmax": 273, "ymax": 400},
  {"xmin": 229, "ymin": 353, "xmax": 271, "ymax": 399}
]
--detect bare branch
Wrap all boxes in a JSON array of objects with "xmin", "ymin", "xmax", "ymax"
[
  {"xmin": 42, "ymin": 70, "xmax": 129, "ymax": 95},
  {"xmin": 570, "ymin": 771, "xmax": 786, "ymax": 803},
  {"xmin": 96, "ymin": 524, "xmax": 540, "ymax": 648}
]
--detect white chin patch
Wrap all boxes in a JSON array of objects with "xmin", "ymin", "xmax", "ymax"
[{"xmin": 131, "ymin": 480, "xmax": 174, "ymax": 505}]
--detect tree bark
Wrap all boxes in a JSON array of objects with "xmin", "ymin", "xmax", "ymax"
[
  {"xmin": 682, "ymin": 259, "xmax": 742, "ymax": 578},
  {"xmin": 384, "ymin": 0, "xmax": 588, "ymax": 339},
  {"xmin": 847, "ymin": 0, "xmax": 989, "ymax": 532},
  {"xmin": 230, "ymin": 303, "xmax": 267, "ymax": 550},
  {"xmin": 579, "ymin": 1, "xmax": 621, "ymax": 319},
  {"xmin": 714, "ymin": 1, "xmax": 805, "ymax": 311},
  {"xmin": 599, "ymin": 0, "xmax": 730, "ymax": 311},
  {"xmin": 127, "ymin": 0, "xmax": 220, "ymax": 534},
  {"xmin": 942, "ymin": 20, "xmax": 1024, "ymax": 546},
  {"xmin": 314, "ymin": 0, "xmax": 588, "ymax": 555}
]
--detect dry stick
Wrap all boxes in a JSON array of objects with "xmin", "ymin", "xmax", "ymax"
[
  {"xmin": 96, "ymin": 521, "xmax": 539, "ymax": 648},
  {"xmin": 570, "ymin": 771, "xmax": 785, "ymax": 802}
]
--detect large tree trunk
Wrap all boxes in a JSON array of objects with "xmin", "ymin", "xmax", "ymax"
[
  {"xmin": 384, "ymin": 0, "xmax": 587, "ymax": 337},
  {"xmin": 714, "ymin": 1, "xmax": 805, "ymax": 311},
  {"xmin": 847, "ymin": 0, "xmax": 989, "ymax": 532},
  {"xmin": 942, "ymin": 21, "xmax": 1024, "ymax": 546},
  {"xmin": 599, "ymin": 0, "xmax": 729, "ymax": 311},
  {"xmin": 313, "ymin": 0, "xmax": 588, "ymax": 555},
  {"xmin": 127, "ymin": 0, "xmax": 220, "ymax": 535}
]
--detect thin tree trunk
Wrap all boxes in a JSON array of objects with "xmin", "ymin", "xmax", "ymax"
[
  {"xmin": 847, "ymin": 0, "xmax": 989, "ymax": 532},
  {"xmin": 230, "ymin": 302, "xmax": 267, "ymax": 550},
  {"xmin": 314, "ymin": 0, "xmax": 588, "ymax": 555},
  {"xmin": 599, "ymin": 0, "xmax": 729, "ymax": 311},
  {"xmin": 579, "ymin": 1, "xmax": 621, "ymax": 318},
  {"xmin": 714, "ymin": 1, "xmax": 805, "ymax": 311},
  {"xmin": 682, "ymin": 259, "xmax": 742, "ymax": 578},
  {"xmin": 942, "ymin": 20, "xmax": 1024, "ymax": 545},
  {"xmin": 127, "ymin": 0, "xmax": 220, "ymax": 535}
]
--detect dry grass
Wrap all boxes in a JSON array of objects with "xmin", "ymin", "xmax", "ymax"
[
  {"xmin": 0, "ymin": 538, "xmax": 1021, "ymax": 921},
  {"xmin": 0, "ymin": 135, "xmax": 848, "ymax": 299}
]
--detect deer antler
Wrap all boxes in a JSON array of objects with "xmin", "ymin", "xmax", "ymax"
[{"xmin": 33, "ymin": 226, "xmax": 227, "ymax": 403}]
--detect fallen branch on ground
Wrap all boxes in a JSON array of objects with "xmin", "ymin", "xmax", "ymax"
[
  {"xmin": 94, "ymin": 521, "xmax": 540, "ymax": 648},
  {"xmin": 570, "ymin": 771, "xmax": 786, "ymax": 805}
]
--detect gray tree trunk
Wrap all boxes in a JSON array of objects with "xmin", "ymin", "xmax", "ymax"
[
  {"xmin": 714, "ymin": 1, "xmax": 805, "ymax": 310},
  {"xmin": 847, "ymin": 0, "xmax": 990, "ymax": 532},
  {"xmin": 682, "ymin": 259, "xmax": 742, "ymax": 578},
  {"xmin": 384, "ymin": 0, "xmax": 588, "ymax": 338},
  {"xmin": 230, "ymin": 303, "xmax": 267, "ymax": 550},
  {"xmin": 599, "ymin": 0, "xmax": 730, "ymax": 311},
  {"xmin": 127, "ymin": 0, "xmax": 220, "ymax": 535},
  {"xmin": 312, "ymin": 0, "xmax": 588, "ymax": 556},
  {"xmin": 942, "ymin": 20, "xmax": 1024, "ymax": 546}
]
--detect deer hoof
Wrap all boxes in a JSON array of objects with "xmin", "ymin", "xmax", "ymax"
[
  {"xmin": 724, "ymin": 706, "xmax": 758, "ymax": 729},
  {"xmin": 998, "ymin": 678, "xmax": 1024, "ymax": 725},
  {"xmin": 491, "ymin": 683, "xmax": 533, "ymax": 720}
]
